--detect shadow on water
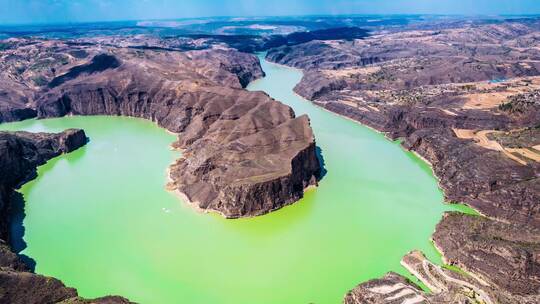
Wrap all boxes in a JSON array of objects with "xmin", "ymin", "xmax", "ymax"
[
  {"xmin": 66, "ymin": 139, "xmax": 89, "ymax": 165},
  {"xmin": 9, "ymin": 191, "xmax": 36, "ymax": 271},
  {"xmin": 315, "ymin": 146, "xmax": 328, "ymax": 180},
  {"xmin": 4, "ymin": 131, "xmax": 90, "ymax": 273}
]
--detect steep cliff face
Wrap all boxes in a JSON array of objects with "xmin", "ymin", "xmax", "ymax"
[
  {"xmin": 0, "ymin": 267, "xmax": 132, "ymax": 304},
  {"xmin": 0, "ymin": 269, "xmax": 78, "ymax": 304},
  {"xmin": 0, "ymin": 79, "xmax": 37, "ymax": 123},
  {"xmin": 0, "ymin": 129, "xmax": 87, "ymax": 244},
  {"xmin": 169, "ymin": 115, "xmax": 319, "ymax": 218}
]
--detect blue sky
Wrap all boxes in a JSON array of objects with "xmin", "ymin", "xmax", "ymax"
[{"xmin": 2, "ymin": 0, "xmax": 540, "ymax": 25}]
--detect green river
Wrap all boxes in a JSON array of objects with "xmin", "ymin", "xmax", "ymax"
[{"xmin": 0, "ymin": 56, "xmax": 467, "ymax": 303}]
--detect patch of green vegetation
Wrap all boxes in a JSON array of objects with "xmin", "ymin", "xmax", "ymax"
[
  {"xmin": 29, "ymin": 58, "xmax": 54, "ymax": 71},
  {"xmin": 53, "ymin": 54, "xmax": 70, "ymax": 65},
  {"xmin": 14, "ymin": 66, "xmax": 26, "ymax": 75},
  {"xmin": 498, "ymin": 102, "xmax": 513, "ymax": 112},
  {"xmin": 397, "ymin": 267, "xmax": 432, "ymax": 293},
  {"xmin": 0, "ymin": 42, "xmax": 11, "ymax": 51},
  {"xmin": 499, "ymin": 89, "xmax": 540, "ymax": 114},
  {"xmin": 32, "ymin": 76, "xmax": 48, "ymax": 87},
  {"xmin": 448, "ymin": 203, "xmax": 481, "ymax": 216},
  {"xmin": 488, "ymin": 128, "xmax": 540, "ymax": 148},
  {"xmin": 461, "ymin": 84, "xmax": 476, "ymax": 91},
  {"xmin": 368, "ymin": 69, "xmax": 396, "ymax": 83},
  {"xmin": 68, "ymin": 49, "xmax": 88, "ymax": 59},
  {"xmin": 443, "ymin": 264, "xmax": 470, "ymax": 277}
]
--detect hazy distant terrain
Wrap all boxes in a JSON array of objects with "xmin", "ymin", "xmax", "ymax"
[{"xmin": 2, "ymin": 15, "xmax": 532, "ymax": 39}]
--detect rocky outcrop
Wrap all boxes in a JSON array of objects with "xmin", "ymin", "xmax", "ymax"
[
  {"xmin": 169, "ymin": 114, "xmax": 319, "ymax": 217},
  {"xmin": 0, "ymin": 269, "xmax": 132, "ymax": 304},
  {"xmin": 343, "ymin": 272, "xmax": 427, "ymax": 304},
  {"xmin": 0, "ymin": 269, "xmax": 78, "ymax": 304},
  {"xmin": 433, "ymin": 212, "xmax": 540, "ymax": 299},
  {"xmin": 0, "ymin": 104, "xmax": 37, "ymax": 124},
  {"xmin": 0, "ymin": 77, "xmax": 37, "ymax": 123},
  {"xmin": 293, "ymin": 71, "xmax": 348, "ymax": 101},
  {"xmin": 345, "ymin": 246, "xmax": 539, "ymax": 304},
  {"xmin": 0, "ymin": 129, "xmax": 87, "ymax": 244}
]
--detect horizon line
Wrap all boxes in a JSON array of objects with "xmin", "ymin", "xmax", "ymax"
[{"xmin": 1, "ymin": 13, "xmax": 540, "ymax": 27}]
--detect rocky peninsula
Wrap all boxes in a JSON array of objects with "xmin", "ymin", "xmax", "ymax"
[{"xmin": 267, "ymin": 20, "xmax": 540, "ymax": 303}]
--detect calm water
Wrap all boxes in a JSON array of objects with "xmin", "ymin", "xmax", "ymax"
[{"xmin": 0, "ymin": 56, "xmax": 464, "ymax": 303}]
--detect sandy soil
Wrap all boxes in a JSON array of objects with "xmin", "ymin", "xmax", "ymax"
[
  {"xmin": 462, "ymin": 92, "xmax": 512, "ymax": 110},
  {"xmin": 322, "ymin": 66, "xmax": 381, "ymax": 78},
  {"xmin": 453, "ymin": 128, "xmax": 539, "ymax": 165},
  {"xmin": 507, "ymin": 148, "xmax": 540, "ymax": 162}
]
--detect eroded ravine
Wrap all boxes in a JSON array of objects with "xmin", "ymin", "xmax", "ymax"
[{"xmin": 0, "ymin": 57, "xmax": 466, "ymax": 304}]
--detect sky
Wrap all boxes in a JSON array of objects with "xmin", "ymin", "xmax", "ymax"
[{"xmin": 2, "ymin": 0, "xmax": 540, "ymax": 25}]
